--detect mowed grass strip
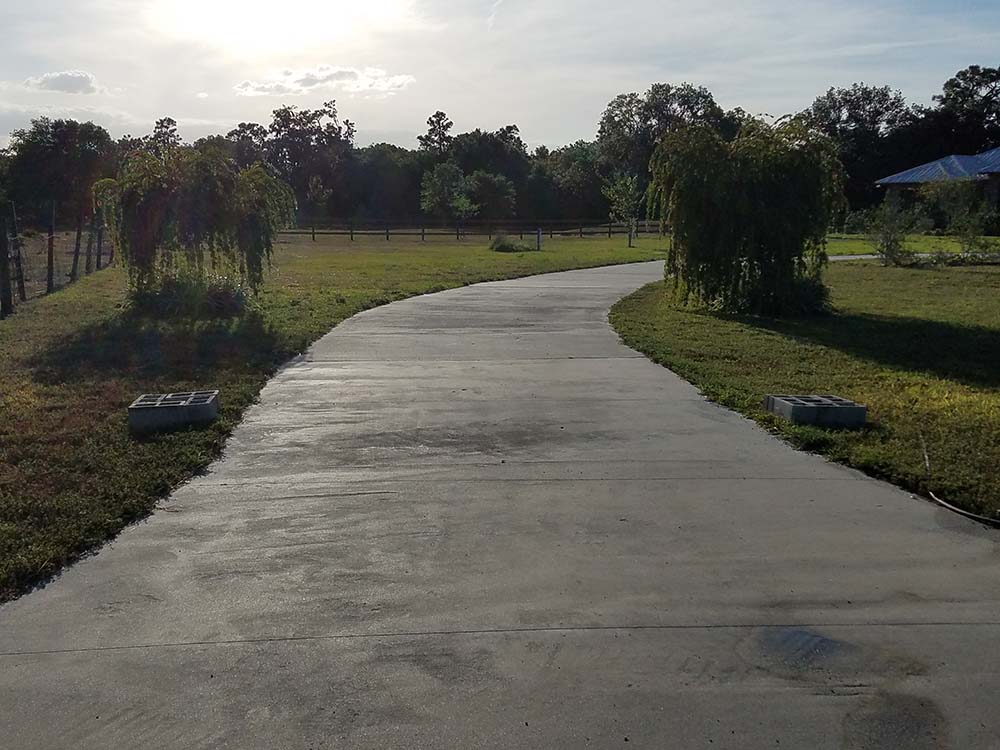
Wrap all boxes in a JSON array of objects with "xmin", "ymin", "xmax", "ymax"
[
  {"xmin": 826, "ymin": 233, "xmax": 1000, "ymax": 257},
  {"xmin": 610, "ymin": 262, "xmax": 1000, "ymax": 519},
  {"xmin": 0, "ymin": 234, "xmax": 665, "ymax": 601}
]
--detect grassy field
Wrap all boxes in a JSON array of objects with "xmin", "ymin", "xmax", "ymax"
[
  {"xmin": 826, "ymin": 233, "xmax": 999, "ymax": 256},
  {"xmin": 0, "ymin": 234, "xmax": 666, "ymax": 601},
  {"xmin": 610, "ymin": 262, "xmax": 1000, "ymax": 520}
]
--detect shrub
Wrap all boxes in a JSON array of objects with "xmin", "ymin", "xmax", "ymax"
[
  {"xmin": 490, "ymin": 233, "xmax": 537, "ymax": 253},
  {"xmin": 127, "ymin": 268, "xmax": 253, "ymax": 318},
  {"xmin": 919, "ymin": 181, "xmax": 995, "ymax": 256},
  {"xmin": 648, "ymin": 118, "xmax": 844, "ymax": 316},
  {"xmin": 866, "ymin": 197, "xmax": 923, "ymax": 266}
]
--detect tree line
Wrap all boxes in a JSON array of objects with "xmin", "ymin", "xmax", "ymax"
[{"xmin": 1, "ymin": 64, "xmax": 997, "ymax": 231}]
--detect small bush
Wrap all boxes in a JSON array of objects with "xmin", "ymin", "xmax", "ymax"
[
  {"xmin": 490, "ymin": 233, "xmax": 537, "ymax": 253},
  {"xmin": 128, "ymin": 269, "xmax": 253, "ymax": 318},
  {"xmin": 867, "ymin": 198, "xmax": 923, "ymax": 267}
]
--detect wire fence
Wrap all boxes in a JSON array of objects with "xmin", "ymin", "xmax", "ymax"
[{"xmin": 1, "ymin": 221, "xmax": 116, "ymax": 318}]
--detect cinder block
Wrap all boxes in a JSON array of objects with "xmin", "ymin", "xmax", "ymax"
[
  {"xmin": 763, "ymin": 394, "xmax": 867, "ymax": 429},
  {"xmin": 128, "ymin": 391, "xmax": 220, "ymax": 435}
]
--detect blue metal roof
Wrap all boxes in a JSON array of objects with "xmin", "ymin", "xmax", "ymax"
[{"xmin": 876, "ymin": 145, "xmax": 1000, "ymax": 185}]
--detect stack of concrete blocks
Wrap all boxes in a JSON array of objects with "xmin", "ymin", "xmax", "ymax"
[
  {"xmin": 128, "ymin": 391, "xmax": 220, "ymax": 435},
  {"xmin": 763, "ymin": 395, "xmax": 867, "ymax": 428}
]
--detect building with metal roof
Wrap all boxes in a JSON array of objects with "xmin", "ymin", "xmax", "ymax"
[{"xmin": 877, "ymin": 146, "xmax": 1000, "ymax": 186}]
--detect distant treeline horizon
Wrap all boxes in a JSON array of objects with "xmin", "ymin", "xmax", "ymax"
[{"xmin": 1, "ymin": 64, "xmax": 997, "ymax": 230}]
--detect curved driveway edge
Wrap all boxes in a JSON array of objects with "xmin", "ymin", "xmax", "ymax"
[{"xmin": 1, "ymin": 261, "xmax": 998, "ymax": 748}]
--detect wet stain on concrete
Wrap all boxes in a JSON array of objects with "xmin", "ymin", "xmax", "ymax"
[{"xmin": 842, "ymin": 692, "xmax": 950, "ymax": 749}]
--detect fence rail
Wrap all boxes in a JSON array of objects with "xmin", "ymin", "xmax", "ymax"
[{"xmin": 282, "ymin": 219, "xmax": 664, "ymax": 242}]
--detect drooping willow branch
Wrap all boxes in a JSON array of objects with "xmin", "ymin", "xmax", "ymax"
[
  {"xmin": 94, "ymin": 145, "xmax": 295, "ymax": 292},
  {"xmin": 648, "ymin": 117, "xmax": 845, "ymax": 315}
]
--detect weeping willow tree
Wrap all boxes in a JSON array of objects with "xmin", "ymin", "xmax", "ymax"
[
  {"xmin": 648, "ymin": 118, "xmax": 844, "ymax": 315},
  {"xmin": 94, "ymin": 143, "xmax": 295, "ymax": 294}
]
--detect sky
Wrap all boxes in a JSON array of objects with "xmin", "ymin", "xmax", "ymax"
[{"xmin": 1, "ymin": 0, "xmax": 999, "ymax": 150}]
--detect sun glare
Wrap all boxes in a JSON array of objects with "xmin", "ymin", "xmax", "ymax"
[{"xmin": 147, "ymin": 0, "xmax": 416, "ymax": 56}]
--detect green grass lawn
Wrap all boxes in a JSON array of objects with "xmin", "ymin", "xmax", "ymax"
[
  {"xmin": 826, "ymin": 233, "xmax": 1000, "ymax": 256},
  {"xmin": 0, "ymin": 234, "xmax": 666, "ymax": 601},
  {"xmin": 610, "ymin": 262, "xmax": 1000, "ymax": 520}
]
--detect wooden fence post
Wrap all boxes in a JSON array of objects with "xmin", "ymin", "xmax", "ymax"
[
  {"xmin": 421, "ymin": 227, "xmax": 425, "ymax": 242},
  {"xmin": 69, "ymin": 213, "xmax": 83, "ymax": 281},
  {"xmin": 96, "ymin": 210, "xmax": 104, "ymax": 270},
  {"xmin": 386, "ymin": 227, "xmax": 390, "ymax": 241},
  {"xmin": 0, "ymin": 222, "xmax": 13, "ymax": 318},
  {"xmin": 350, "ymin": 223, "xmax": 354, "ymax": 242},
  {"xmin": 608, "ymin": 222, "xmax": 612, "ymax": 238},
  {"xmin": 9, "ymin": 203, "xmax": 26, "ymax": 302},
  {"xmin": 84, "ymin": 213, "xmax": 96, "ymax": 274},
  {"xmin": 579, "ymin": 225, "xmax": 584, "ymax": 238},
  {"xmin": 456, "ymin": 225, "xmax": 460, "ymax": 241},
  {"xmin": 311, "ymin": 224, "xmax": 316, "ymax": 242},
  {"xmin": 47, "ymin": 204, "xmax": 55, "ymax": 293}
]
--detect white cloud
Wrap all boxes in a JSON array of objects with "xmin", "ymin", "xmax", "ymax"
[
  {"xmin": 234, "ymin": 66, "xmax": 416, "ymax": 98},
  {"xmin": 23, "ymin": 70, "xmax": 102, "ymax": 94},
  {"xmin": 487, "ymin": 0, "xmax": 503, "ymax": 31}
]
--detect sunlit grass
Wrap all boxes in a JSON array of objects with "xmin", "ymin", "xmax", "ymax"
[
  {"xmin": 610, "ymin": 262, "xmax": 1000, "ymax": 519},
  {"xmin": 0, "ymin": 234, "xmax": 666, "ymax": 601}
]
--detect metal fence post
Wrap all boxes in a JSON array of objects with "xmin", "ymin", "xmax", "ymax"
[
  {"xmin": 47, "ymin": 204, "xmax": 55, "ymax": 293},
  {"xmin": 0, "ymin": 221, "xmax": 13, "ymax": 318},
  {"xmin": 536, "ymin": 228, "xmax": 542, "ymax": 251},
  {"xmin": 9, "ymin": 204, "xmax": 26, "ymax": 301}
]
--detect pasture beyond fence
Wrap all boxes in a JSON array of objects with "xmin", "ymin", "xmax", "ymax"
[
  {"xmin": 284, "ymin": 219, "xmax": 664, "ymax": 242},
  {"xmin": 1, "ymin": 211, "xmax": 116, "ymax": 318},
  {"xmin": 2, "ymin": 216, "xmax": 650, "ymax": 318}
]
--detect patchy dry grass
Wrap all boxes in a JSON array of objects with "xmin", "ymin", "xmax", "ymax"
[
  {"xmin": 610, "ymin": 261, "xmax": 1000, "ymax": 520},
  {"xmin": 0, "ymin": 233, "xmax": 665, "ymax": 601}
]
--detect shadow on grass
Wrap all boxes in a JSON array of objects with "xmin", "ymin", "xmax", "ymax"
[
  {"xmin": 29, "ymin": 308, "xmax": 285, "ymax": 385},
  {"xmin": 735, "ymin": 311, "xmax": 1000, "ymax": 390}
]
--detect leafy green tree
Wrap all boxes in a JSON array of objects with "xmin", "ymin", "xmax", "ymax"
[
  {"xmin": 597, "ymin": 83, "xmax": 729, "ymax": 187},
  {"xmin": 466, "ymin": 171, "xmax": 515, "ymax": 223},
  {"xmin": 145, "ymin": 117, "xmax": 182, "ymax": 157},
  {"xmin": 418, "ymin": 111, "xmax": 454, "ymax": 156},
  {"xmin": 649, "ymin": 118, "xmax": 845, "ymax": 315},
  {"xmin": 226, "ymin": 122, "xmax": 269, "ymax": 168},
  {"xmin": 545, "ymin": 141, "xmax": 608, "ymax": 219},
  {"xmin": 602, "ymin": 173, "xmax": 642, "ymax": 246},
  {"xmin": 351, "ymin": 143, "xmax": 424, "ymax": 222},
  {"xmin": 5, "ymin": 118, "xmax": 114, "ymax": 225},
  {"xmin": 265, "ymin": 101, "xmax": 355, "ymax": 206},
  {"xmin": 935, "ymin": 65, "xmax": 1000, "ymax": 147},
  {"xmin": 420, "ymin": 162, "xmax": 467, "ymax": 221},
  {"xmin": 449, "ymin": 126, "xmax": 530, "ymax": 197},
  {"xmin": 803, "ymin": 84, "xmax": 913, "ymax": 208}
]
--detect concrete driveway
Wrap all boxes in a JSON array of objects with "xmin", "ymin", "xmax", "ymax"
[{"xmin": 1, "ymin": 261, "xmax": 998, "ymax": 749}]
